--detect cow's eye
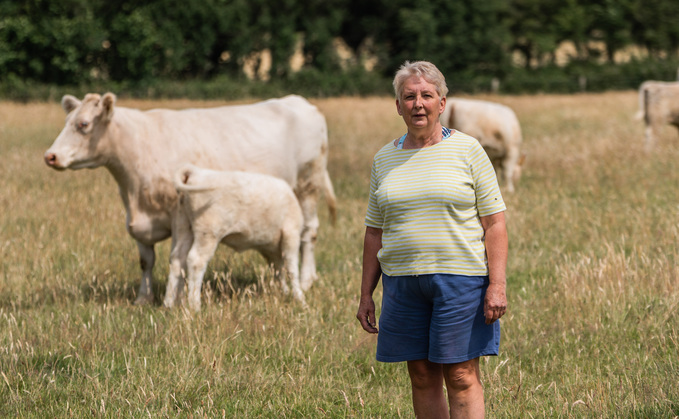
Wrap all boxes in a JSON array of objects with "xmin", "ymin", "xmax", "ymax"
[{"xmin": 78, "ymin": 121, "xmax": 89, "ymax": 130}]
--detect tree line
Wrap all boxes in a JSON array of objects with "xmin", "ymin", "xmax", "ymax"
[{"xmin": 2, "ymin": 0, "xmax": 679, "ymax": 97}]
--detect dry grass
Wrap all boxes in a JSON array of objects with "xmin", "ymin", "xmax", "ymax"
[{"xmin": 1, "ymin": 91, "xmax": 678, "ymax": 417}]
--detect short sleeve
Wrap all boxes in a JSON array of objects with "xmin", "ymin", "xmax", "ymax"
[
  {"xmin": 467, "ymin": 140, "xmax": 506, "ymax": 217},
  {"xmin": 364, "ymin": 159, "xmax": 384, "ymax": 228}
]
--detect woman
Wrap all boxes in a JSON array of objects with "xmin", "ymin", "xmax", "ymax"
[{"xmin": 356, "ymin": 60, "xmax": 508, "ymax": 418}]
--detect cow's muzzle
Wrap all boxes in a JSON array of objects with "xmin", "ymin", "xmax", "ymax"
[{"xmin": 44, "ymin": 152, "xmax": 64, "ymax": 169}]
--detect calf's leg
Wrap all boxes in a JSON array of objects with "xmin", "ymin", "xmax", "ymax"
[
  {"xmin": 268, "ymin": 256, "xmax": 291, "ymax": 296},
  {"xmin": 186, "ymin": 235, "xmax": 220, "ymax": 312},
  {"xmin": 297, "ymin": 193, "xmax": 319, "ymax": 291},
  {"xmin": 164, "ymin": 209, "xmax": 193, "ymax": 308},
  {"xmin": 281, "ymin": 230, "xmax": 305, "ymax": 303}
]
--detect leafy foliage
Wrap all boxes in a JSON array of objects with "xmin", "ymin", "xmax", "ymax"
[{"xmin": 1, "ymin": 0, "xmax": 678, "ymax": 95}]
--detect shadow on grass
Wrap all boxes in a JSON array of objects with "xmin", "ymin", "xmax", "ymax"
[{"xmin": 0, "ymin": 253, "xmax": 282, "ymax": 311}]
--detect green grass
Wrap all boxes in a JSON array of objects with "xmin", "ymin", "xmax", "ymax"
[{"xmin": 1, "ymin": 92, "xmax": 678, "ymax": 417}]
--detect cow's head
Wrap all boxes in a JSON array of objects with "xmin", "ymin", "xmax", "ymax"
[{"xmin": 44, "ymin": 92, "xmax": 116, "ymax": 170}]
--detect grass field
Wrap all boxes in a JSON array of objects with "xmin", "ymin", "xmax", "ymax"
[{"xmin": 1, "ymin": 91, "xmax": 678, "ymax": 418}]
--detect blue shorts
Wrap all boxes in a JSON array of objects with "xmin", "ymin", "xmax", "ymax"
[{"xmin": 376, "ymin": 273, "xmax": 500, "ymax": 364}]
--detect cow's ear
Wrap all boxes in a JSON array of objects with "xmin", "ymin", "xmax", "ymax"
[
  {"xmin": 101, "ymin": 92, "xmax": 116, "ymax": 121},
  {"xmin": 61, "ymin": 95, "xmax": 81, "ymax": 114}
]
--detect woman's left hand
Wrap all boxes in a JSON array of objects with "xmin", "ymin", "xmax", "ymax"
[{"xmin": 484, "ymin": 283, "xmax": 507, "ymax": 324}]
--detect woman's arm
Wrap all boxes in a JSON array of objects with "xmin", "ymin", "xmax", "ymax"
[
  {"xmin": 356, "ymin": 226, "xmax": 383, "ymax": 333},
  {"xmin": 480, "ymin": 211, "xmax": 508, "ymax": 324}
]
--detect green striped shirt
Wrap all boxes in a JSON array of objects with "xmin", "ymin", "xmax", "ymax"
[{"xmin": 365, "ymin": 129, "xmax": 506, "ymax": 276}]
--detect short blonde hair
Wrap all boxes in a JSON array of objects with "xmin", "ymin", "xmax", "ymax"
[{"xmin": 392, "ymin": 60, "xmax": 448, "ymax": 100}]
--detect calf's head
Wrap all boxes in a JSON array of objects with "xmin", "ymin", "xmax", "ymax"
[{"xmin": 44, "ymin": 93, "xmax": 116, "ymax": 170}]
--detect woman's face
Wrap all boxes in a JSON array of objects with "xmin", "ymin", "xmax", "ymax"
[{"xmin": 396, "ymin": 76, "xmax": 445, "ymax": 131}]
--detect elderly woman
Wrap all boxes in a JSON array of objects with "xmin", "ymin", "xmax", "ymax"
[{"xmin": 356, "ymin": 61, "xmax": 508, "ymax": 418}]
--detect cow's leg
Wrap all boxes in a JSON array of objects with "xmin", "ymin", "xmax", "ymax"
[
  {"xmin": 134, "ymin": 242, "xmax": 156, "ymax": 305},
  {"xmin": 644, "ymin": 125, "xmax": 656, "ymax": 151},
  {"xmin": 186, "ymin": 235, "xmax": 220, "ymax": 312},
  {"xmin": 490, "ymin": 158, "xmax": 503, "ymax": 189},
  {"xmin": 164, "ymin": 209, "xmax": 193, "ymax": 308},
  {"xmin": 297, "ymin": 193, "xmax": 319, "ymax": 291},
  {"xmin": 502, "ymin": 150, "xmax": 520, "ymax": 194}
]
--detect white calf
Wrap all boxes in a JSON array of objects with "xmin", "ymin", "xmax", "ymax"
[{"xmin": 164, "ymin": 164, "xmax": 305, "ymax": 311}]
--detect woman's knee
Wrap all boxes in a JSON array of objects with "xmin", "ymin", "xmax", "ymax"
[
  {"xmin": 407, "ymin": 360, "xmax": 443, "ymax": 389},
  {"xmin": 443, "ymin": 359, "xmax": 481, "ymax": 392}
]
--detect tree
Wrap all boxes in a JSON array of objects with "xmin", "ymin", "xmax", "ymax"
[
  {"xmin": 588, "ymin": 0, "xmax": 633, "ymax": 63},
  {"xmin": 0, "ymin": 0, "xmax": 105, "ymax": 84},
  {"xmin": 507, "ymin": 0, "xmax": 562, "ymax": 68},
  {"xmin": 629, "ymin": 0, "xmax": 679, "ymax": 58},
  {"xmin": 354, "ymin": 0, "xmax": 510, "ymax": 82},
  {"xmin": 296, "ymin": 0, "xmax": 350, "ymax": 72}
]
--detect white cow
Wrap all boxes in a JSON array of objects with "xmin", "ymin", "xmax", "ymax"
[
  {"xmin": 634, "ymin": 81, "xmax": 679, "ymax": 149},
  {"xmin": 44, "ymin": 93, "xmax": 336, "ymax": 305},
  {"xmin": 168, "ymin": 165, "xmax": 305, "ymax": 311},
  {"xmin": 441, "ymin": 98, "xmax": 524, "ymax": 193}
]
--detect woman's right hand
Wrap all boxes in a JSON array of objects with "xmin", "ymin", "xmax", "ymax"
[
  {"xmin": 357, "ymin": 296, "xmax": 378, "ymax": 334},
  {"xmin": 358, "ymin": 227, "xmax": 382, "ymax": 334}
]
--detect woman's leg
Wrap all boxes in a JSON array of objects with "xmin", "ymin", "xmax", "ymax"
[
  {"xmin": 442, "ymin": 358, "xmax": 484, "ymax": 419},
  {"xmin": 407, "ymin": 359, "xmax": 449, "ymax": 418}
]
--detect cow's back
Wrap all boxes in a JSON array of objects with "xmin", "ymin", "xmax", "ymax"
[
  {"xmin": 446, "ymin": 98, "xmax": 521, "ymax": 152},
  {"xmin": 645, "ymin": 84, "xmax": 679, "ymax": 126},
  {"xmin": 140, "ymin": 95, "xmax": 327, "ymax": 187}
]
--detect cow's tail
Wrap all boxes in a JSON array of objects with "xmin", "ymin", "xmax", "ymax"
[
  {"xmin": 173, "ymin": 165, "xmax": 218, "ymax": 193},
  {"xmin": 323, "ymin": 170, "xmax": 338, "ymax": 225},
  {"xmin": 643, "ymin": 87, "xmax": 650, "ymax": 126},
  {"xmin": 634, "ymin": 84, "xmax": 647, "ymax": 121}
]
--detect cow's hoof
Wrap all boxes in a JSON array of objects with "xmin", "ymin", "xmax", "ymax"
[
  {"xmin": 134, "ymin": 294, "xmax": 154, "ymax": 305},
  {"xmin": 295, "ymin": 296, "xmax": 308, "ymax": 309},
  {"xmin": 294, "ymin": 293, "xmax": 307, "ymax": 306},
  {"xmin": 300, "ymin": 275, "xmax": 317, "ymax": 291}
]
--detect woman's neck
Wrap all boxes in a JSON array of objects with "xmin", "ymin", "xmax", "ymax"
[{"xmin": 404, "ymin": 123, "xmax": 443, "ymax": 149}]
